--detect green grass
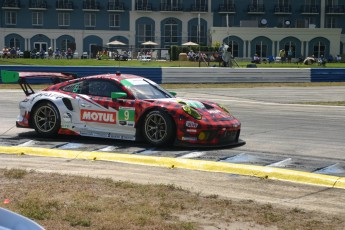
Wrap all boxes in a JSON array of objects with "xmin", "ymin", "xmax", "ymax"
[{"xmin": 1, "ymin": 57, "xmax": 345, "ymax": 68}]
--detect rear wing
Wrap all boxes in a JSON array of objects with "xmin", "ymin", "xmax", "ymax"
[{"xmin": 1, "ymin": 70, "xmax": 77, "ymax": 96}]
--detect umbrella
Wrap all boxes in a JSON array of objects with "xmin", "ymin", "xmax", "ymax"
[
  {"xmin": 107, "ymin": 40, "xmax": 126, "ymax": 46},
  {"xmin": 141, "ymin": 41, "xmax": 158, "ymax": 46},
  {"xmin": 182, "ymin": 41, "xmax": 199, "ymax": 46}
]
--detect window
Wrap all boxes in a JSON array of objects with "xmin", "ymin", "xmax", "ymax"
[
  {"xmin": 109, "ymin": 14, "xmax": 120, "ymax": 28},
  {"xmin": 84, "ymin": 13, "xmax": 96, "ymax": 27},
  {"xmin": 136, "ymin": 0, "xmax": 149, "ymax": 10},
  {"xmin": 60, "ymin": 39, "xmax": 75, "ymax": 52},
  {"xmin": 255, "ymin": 41, "xmax": 267, "ymax": 57},
  {"xmin": 87, "ymin": 80, "xmax": 124, "ymax": 97},
  {"xmin": 305, "ymin": 0, "xmax": 317, "ymax": 5},
  {"xmin": 313, "ymin": 41, "xmax": 326, "ymax": 57},
  {"xmin": 9, "ymin": 37, "xmax": 20, "ymax": 49},
  {"xmin": 138, "ymin": 24, "xmax": 153, "ymax": 43},
  {"xmin": 190, "ymin": 24, "xmax": 206, "ymax": 45},
  {"xmin": 284, "ymin": 42, "xmax": 296, "ymax": 58},
  {"xmin": 5, "ymin": 11, "xmax": 17, "ymax": 25},
  {"xmin": 32, "ymin": 12, "xmax": 43, "ymax": 26},
  {"xmin": 58, "ymin": 12, "xmax": 70, "ymax": 26},
  {"xmin": 326, "ymin": 17, "xmax": 337, "ymax": 28},
  {"xmin": 326, "ymin": 0, "xmax": 338, "ymax": 6},
  {"xmin": 277, "ymin": 0, "xmax": 290, "ymax": 6},
  {"xmin": 164, "ymin": 19, "xmax": 178, "ymax": 43},
  {"xmin": 61, "ymin": 81, "xmax": 84, "ymax": 93}
]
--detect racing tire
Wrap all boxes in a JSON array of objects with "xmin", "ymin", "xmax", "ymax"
[
  {"xmin": 142, "ymin": 110, "xmax": 175, "ymax": 146},
  {"xmin": 32, "ymin": 102, "xmax": 61, "ymax": 137}
]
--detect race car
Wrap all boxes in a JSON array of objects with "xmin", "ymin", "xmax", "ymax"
[{"xmin": 1, "ymin": 70, "xmax": 244, "ymax": 147}]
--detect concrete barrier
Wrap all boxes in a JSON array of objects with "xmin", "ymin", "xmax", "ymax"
[
  {"xmin": 161, "ymin": 67, "xmax": 311, "ymax": 83},
  {"xmin": 0, "ymin": 65, "xmax": 345, "ymax": 84}
]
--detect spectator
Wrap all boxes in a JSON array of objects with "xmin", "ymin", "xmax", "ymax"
[
  {"xmin": 318, "ymin": 55, "xmax": 327, "ymax": 66},
  {"xmin": 2, "ymin": 47, "xmax": 9, "ymax": 58},
  {"xmin": 48, "ymin": 47, "xmax": 53, "ymax": 59},
  {"xmin": 10, "ymin": 47, "xmax": 17, "ymax": 58},
  {"xmin": 31, "ymin": 48, "xmax": 38, "ymax": 59},
  {"xmin": 187, "ymin": 50, "xmax": 195, "ymax": 61},
  {"xmin": 66, "ymin": 48, "xmax": 73, "ymax": 59},
  {"xmin": 336, "ymin": 55, "xmax": 342, "ymax": 63},
  {"xmin": 39, "ymin": 48, "xmax": 45, "ymax": 59},
  {"xmin": 252, "ymin": 53, "xmax": 261, "ymax": 64},
  {"xmin": 287, "ymin": 49, "xmax": 293, "ymax": 63},
  {"xmin": 279, "ymin": 49, "xmax": 286, "ymax": 63},
  {"xmin": 54, "ymin": 48, "xmax": 61, "ymax": 59}
]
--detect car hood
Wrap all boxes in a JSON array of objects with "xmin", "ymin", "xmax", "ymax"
[
  {"xmin": 150, "ymin": 97, "xmax": 206, "ymax": 108},
  {"xmin": 147, "ymin": 97, "xmax": 234, "ymax": 120}
]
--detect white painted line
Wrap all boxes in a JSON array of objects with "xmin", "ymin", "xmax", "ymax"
[
  {"xmin": 178, "ymin": 151, "xmax": 206, "ymax": 159},
  {"xmin": 267, "ymin": 158, "xmax": 292, "ymax": 167},
  {"xmin": 18, "ymin": 140, "xmax": 36, "ymax": 147}
]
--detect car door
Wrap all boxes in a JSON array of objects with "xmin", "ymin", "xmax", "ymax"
[{"xmin": 77, "ymin": 79, "xmax": 137, "ymax": 140}]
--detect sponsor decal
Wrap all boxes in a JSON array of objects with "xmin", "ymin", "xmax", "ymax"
[
  {"xmin": 182, "ymin": 137, "xmax": 198, "ymax": 141},
  {"xmin": 208, "ymin": 109, "xmax": 221, "ymax": 114},
  {"xmin": 118, "ymin": 107, "xmax": 135, "ymax": 126},
  {"xmin": 186, "ymin": 129, "xmax": 197, "ymax": 133},
  {"xmin": 186, "ymin": 121, "xmax": 198, "ymax": 128},
  {"xmin": 63, "ymin": 113, "xmax": 72, "ymax": 122},
  {"xmin": 81, "ymin": 109, "xmax": 116, "ymax": 124}
]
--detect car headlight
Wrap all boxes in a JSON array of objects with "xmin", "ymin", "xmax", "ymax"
[
  {"xmin": 182, "ymin": 105, "xmax": 202, "ymax": 120},
  {"xmin": 217, "ymin": 103, "xmax": 230, "ymax": 114}
]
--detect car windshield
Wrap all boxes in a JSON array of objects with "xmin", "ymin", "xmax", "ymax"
[{"xmin": 121, "ymin": 78, "xmax": 174, "ymax": 99}]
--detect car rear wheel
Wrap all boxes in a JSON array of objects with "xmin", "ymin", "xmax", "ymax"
[
  {"xmin": 143, "ymin": 110, "xmax": 174, "ymax": 146},
  {"xmin": 32, "ymin": 102, "xmax": 60, "ymax": 136}
]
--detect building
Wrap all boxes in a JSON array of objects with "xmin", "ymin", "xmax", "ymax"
[{"xmin": 0, "ymin": 0, "xmax": 344, "ymax": 59}]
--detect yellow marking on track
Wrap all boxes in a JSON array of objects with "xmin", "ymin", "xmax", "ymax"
[{"xmin": 0, "ymin": 146, "xmax": 344, "ymax": 189}]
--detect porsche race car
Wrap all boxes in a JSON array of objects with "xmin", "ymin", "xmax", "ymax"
[{"xmin": 1, "ymin": 70, "xmax": 244, "ymax": 147}]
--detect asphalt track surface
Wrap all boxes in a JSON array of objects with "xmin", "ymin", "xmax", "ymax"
[{"xmin": 0, "ymin": 87, "xmax": 345, "ymax": 190}]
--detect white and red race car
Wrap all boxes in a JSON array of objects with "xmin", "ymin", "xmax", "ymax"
[{"xmin": 2, "ymin": 70, "xmax": 244, "ymax": 147}]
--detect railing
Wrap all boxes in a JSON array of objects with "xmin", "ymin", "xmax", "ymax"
[
  {"xmin": 56, "ymin": 1, "xmax": 73, "ymax": 9},
  {"xmin": 191, "ymin": 4, "xmax": 208, "ymax": 12},
  {"xmin": 160, "ymin": 3, "xmax": 182, "ymax": 11},
  {"xmin": 274, "ymin": 5, "xmax": 292, "ymax": 13},
  {"xmin": 326, "ymin": 5, "xmax": 345, "ymax": 14},
  {"xmin": 135, "ymin": 3, "xmax": 152, "ymax": 11},
  {"xmin": 82, "ymin": 1, "xmax": 100, "ymax": 10},
  {"xmin": 218, "ymin": 4, "xmax": 236, "ymax": 12},
  {"xmin": 29, "ymin": 1, "xmax": 47, "ymax": 9},
  {"xmin": 300, "ymin": 5, "xmax": 319, "ymax": 13},
  {"xmin": 3, "ymin": 0, "xmax": 20, "ymax": 8},
  {"xmin": 108, "ymin": 2, "xmax": 124, "ymax": 11},
  {"xmin": 248, "ymin": 4, "xmax": 265, "ymax": 13}
]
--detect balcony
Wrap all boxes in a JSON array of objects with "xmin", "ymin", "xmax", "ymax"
[
  {"xmin": 326, "ymin": 5, "xmax": 345, "ymax": 14},
  {"xmin": 300, "ymin": 5, "xmax": 319, "ymax": 14},
  {"xmin": 107, "ymin": 1, "xmax": 124, "ymax": 12},
  {"xmin": 191, "ymin": 4, "xmax": 208, "ymax": 12},
  {"xmin": 29, "ymin": 1, "xmax": 47, "ymax": 10},
  {"xmin": 218, "ymin": 4, "xmax": 236, "ymax": 14},
  {"xmin": 135, "ymin": 3, "xmax": 152, "ymax": 11},
  {"xmin": 82, "ymin": 1, "xmax": 100, "ymax": 11},
  {"xmin": 56, "ymin": 1, "xmax": 74, "ymax": 11},
  {"xmin": 160, "ymin": 3, "xmax": 182, "ymax": 12},
  {"xmin": 247, "ymin": 4, "xmax": 265, "ymax": 14},
  {"xmin": 2, "ymin": 0, "xmax": 21, "ymax": 9},
  {"xmin": 274, "ymin": 5, "xmax": 292, "ymax": 14}
]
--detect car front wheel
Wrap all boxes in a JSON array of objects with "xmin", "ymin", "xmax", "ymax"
[
  {"xmin": 32, "ymin": 102, "xmax": 60, "ymax": 136},
  {"xmin": 143, "ymin": 110, "xmax": 174, "ymax": 146}
]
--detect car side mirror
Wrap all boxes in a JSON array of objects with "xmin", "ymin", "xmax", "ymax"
[
  {"xmin": 111, "ymin": 92, "xmax": 127, "ymax": 99},
  {"xmin": 169, "ymin": 91, "xmax": 177, "ymax": 96}
]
